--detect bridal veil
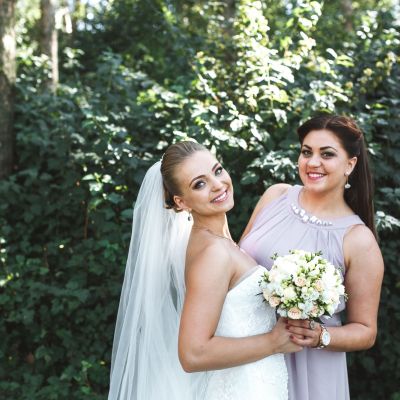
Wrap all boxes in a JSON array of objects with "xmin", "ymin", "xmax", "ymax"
[{"xmin": 108, "ymin": 161, "xmax": 204, "ymax": 399}]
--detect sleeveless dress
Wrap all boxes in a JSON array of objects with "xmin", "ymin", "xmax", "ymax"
[
  {"xmin": 240, "ymin": 185, "xmax": 364, "ymax": 400},
  {"xmin": 202, "ymin": 266, "xmax": 288, "ymax": 400}
]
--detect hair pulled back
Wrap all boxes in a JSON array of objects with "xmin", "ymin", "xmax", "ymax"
[
  {"xmin": 161, "ymin": 141, "xmax": 207, "ymax": 212},
  {"xmin": 297, "ymin": 114, "xmax": 376, "ymax": 237}
]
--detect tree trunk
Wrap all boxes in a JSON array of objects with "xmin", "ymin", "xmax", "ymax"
[
  {"xmin": 341, "ymin": 0, "xmax": 353, "ymax": 32},
  {"xmin": 224, "ymin": 0, "xmax": 235, "ymax": 21},
  {"xmin": 71, "ymin": 0, "xmax": 82, "ymax": 34},
  {"xmin": 40, "ymin": 0, "xmax": 58, "ymax": 91},
  {"xmin": 0, "ymin": 0, "xmax": 16, "ymax": 179}
]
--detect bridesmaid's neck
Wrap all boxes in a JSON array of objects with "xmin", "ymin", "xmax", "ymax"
[{"xmin": 299, "ymin": 186, "xmax": 352, "ymax": 218}]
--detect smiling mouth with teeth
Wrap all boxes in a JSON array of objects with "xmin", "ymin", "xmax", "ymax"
[
  {"xmin": 307, "ymin": 173, "xmax": 325, "ymax": 179},
  {"xmin": 211, "ymin": 190, "xmax": 228, "ymax": 203}
]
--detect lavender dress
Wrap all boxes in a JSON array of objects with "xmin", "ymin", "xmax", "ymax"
[{"xmin": 240, "ymin": 185, "xmax": 364, "ymax": 400}]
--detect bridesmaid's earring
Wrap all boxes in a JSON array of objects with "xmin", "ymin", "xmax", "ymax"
[
  {"xmin": 344, "ymin": 173, "xmax": 351, "ymax": 189},
  {"xmin": 188, "ymin": 211, "xmax": 192, "ymax": 221}
]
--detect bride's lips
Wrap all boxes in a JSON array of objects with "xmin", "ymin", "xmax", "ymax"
[{"xmin": 211, "ymin": 189, "xmax": 229, "ymax": 203}]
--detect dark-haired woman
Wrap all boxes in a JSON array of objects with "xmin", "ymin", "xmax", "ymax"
[
  {"xmin": 108, "ymin": 141, "xmax": 300, "ymax": 400},
  {"xmin": 240, "ymin": 115, "xmax": 384, "ymax": 400}
]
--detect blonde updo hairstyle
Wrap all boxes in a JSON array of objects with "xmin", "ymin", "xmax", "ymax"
[{"xmin": 161, "ymin": 141, "xmax": 207, "ymax": 212}]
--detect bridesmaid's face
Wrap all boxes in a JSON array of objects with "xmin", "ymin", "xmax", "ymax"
[
  {"xmin": 173, "ymin": 151, "xmax": 234, "ymax": 216},
  {"xmin": 298, "ymin": 129, "xmax": 357, "ymax": 193}
]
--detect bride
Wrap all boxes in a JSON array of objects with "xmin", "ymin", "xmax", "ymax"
[{"xmin": 107, "ymin": 141, "xmax": 301, "ymax": 400}]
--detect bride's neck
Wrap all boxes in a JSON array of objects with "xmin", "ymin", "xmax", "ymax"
[{"xmin": 192, "ymin": 213, "xmax": 231, "ymax": 237}]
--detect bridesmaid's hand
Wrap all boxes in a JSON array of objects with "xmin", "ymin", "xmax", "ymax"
[{"xmin": 286, "ymin": 319, "xmax": 321, "ymax": 348}]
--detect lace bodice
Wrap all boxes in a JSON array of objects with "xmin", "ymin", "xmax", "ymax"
[{"xmin": 202, "ymin": 266, "xmax": 288, "ymax": 400}]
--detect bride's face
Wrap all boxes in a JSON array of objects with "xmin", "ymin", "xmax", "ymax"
[{"xmin": 173, "ymin": 151, "xmax": 234, "ymax": 216}]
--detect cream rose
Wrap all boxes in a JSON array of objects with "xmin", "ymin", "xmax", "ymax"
[
  {"xmin": 269, "ymin": 296, "xmax": 281, "ymax": 307},
  {"xmin": 294, "ymin": 276, "xmax": 307, "ymax": 287},
  {"xmin": 287, "ymin": 307, "xmax": 302, "ymax": 319}
]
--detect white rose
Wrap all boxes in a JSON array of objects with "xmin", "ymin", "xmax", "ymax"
[
  {"xmin": 321, "ymin": 271, "xmax": 337, "ymax": 289},
  {"xmin": 283, "ymin": 287, "xmax": 297, "ymax": 300},
  {"xmin": 326, "ymin": 304, "xmax": 336, "ymax": 315},
  {"xmin": 269, "ymin": 269, "xmax": 285, "ymax": 283},
  {"xmin": 275, "ymin": 258, "xmax": 298, "ymax": 276},
  {"xmin": 262, "ymin": 288, "xmax": 271, "ymax": 301}
]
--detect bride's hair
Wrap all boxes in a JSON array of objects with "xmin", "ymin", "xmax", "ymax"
[{"xmin": 161, "ymin": 141, "xmax": 207, "ymax": 211}]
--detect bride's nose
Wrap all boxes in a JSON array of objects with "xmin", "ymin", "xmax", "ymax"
[{"xmin": 210, "ymin": 176, "xmax": 224, "ymax": 191}]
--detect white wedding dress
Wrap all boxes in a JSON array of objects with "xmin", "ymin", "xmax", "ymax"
[{"xmin": 201, "ymin": 266, "xmax": 288, "ymax": 400}]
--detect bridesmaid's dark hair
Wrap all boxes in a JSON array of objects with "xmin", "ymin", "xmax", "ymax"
[
  {"xmin": 161, "ymin": 141, "xmax": 207, "ymax": 212},
  {"xmin": 297, "ymin": 115, "xmax": 377, "ymax": 238}
]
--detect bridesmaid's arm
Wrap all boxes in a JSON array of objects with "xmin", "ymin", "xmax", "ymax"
[
  {"xmin": 240, "ymin": 183, "xmax": 291, "ymax": 241},
  {"xmin": 288, "ymin": 225, "xmax": 384, "ymax": 351}
]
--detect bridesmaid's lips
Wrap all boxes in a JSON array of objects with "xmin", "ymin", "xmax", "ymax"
[{"xmin": 307, "ymin": 173, "xmax": 326, "ymax": 181}]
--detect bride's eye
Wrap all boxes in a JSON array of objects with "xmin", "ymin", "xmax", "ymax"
[
  {"xmin": 215, "ymin": 166, "xmax": 223, "ymax": 176},
  {"xmin": 193, "ymin": 180, "xmax": 206, "ymax": 190}
]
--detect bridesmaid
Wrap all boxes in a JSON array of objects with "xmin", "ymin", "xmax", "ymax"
[{"xmin": 240, "ymin": 115, "xmax": 384, "ymax": 400}]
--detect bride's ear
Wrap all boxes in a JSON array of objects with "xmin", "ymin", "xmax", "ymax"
[{"xmin": 173, "ymin": 195, "xmax": 189, "ymax": 212}]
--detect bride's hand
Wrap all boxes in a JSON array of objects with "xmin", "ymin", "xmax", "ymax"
[
  {"xmin": 270, "ymin": 317, "xmax": 303, "ymax": 354},
  {"xmin": 286, "ymin": 319, "xmax": 321, "ymax": 348}
]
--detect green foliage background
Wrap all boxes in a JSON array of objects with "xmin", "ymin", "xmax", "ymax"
[{"xmin": 0, "ymin": 0, "xmax": 399, "ymax": 398}]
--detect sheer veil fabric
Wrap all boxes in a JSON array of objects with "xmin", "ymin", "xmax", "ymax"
[{"xmin": 108, "ymin": 161, "xmax": 205, "ymax": 400}]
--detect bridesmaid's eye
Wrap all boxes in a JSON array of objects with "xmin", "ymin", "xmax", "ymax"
[
  {"xmin": 301, "ymin": 149, "xmax": 312, "ymax": 157},
  {"xmin": 322, "ymin": 152, "xmax": 335, "ymax": 158}
]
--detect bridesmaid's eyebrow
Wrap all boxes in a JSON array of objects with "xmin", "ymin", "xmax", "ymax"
[
  {"xmin": 302, "ymin": 144, "xmax": 338, "ymax": 152},
  {"xmin": 189, "ymin": 162, "xmax": 220, "ymax": 186}
]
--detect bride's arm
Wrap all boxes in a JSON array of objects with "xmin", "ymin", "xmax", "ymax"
[
  {"xmin": 240, "ymin": 183, "xmax": 291, "ymax": 241},
  {"xmin": 178, "ymin": 242, "xmax": 301, "ymax": 373}
]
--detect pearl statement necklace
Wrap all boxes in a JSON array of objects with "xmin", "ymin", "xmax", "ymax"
[{"xmin": 291, "ymin": 203, "xmax": 333, "ymax": 226}]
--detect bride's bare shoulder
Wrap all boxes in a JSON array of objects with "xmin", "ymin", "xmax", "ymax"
[{"xmin": 185, "ymin": 237, "xmax": 233, "ymax": 285}]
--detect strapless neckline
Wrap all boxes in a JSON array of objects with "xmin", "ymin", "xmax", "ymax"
[{"xmin": 228, "ymin": 265, "xmax": 264, "ymax": 293}]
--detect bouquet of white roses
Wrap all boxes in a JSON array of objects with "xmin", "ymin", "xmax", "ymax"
[{"xmin": 259, "ymin": 250, "xmax": 347, "ymax": 320}]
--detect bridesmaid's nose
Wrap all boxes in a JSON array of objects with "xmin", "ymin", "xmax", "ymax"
[{"xmin": 307, "ymin": 155, "xmax": 322, "ymax": 167}]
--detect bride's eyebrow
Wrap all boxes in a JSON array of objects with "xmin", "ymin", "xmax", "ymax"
[{"xmin": 189, "ymin": 162, "xmax": 219, "ymax": 186}]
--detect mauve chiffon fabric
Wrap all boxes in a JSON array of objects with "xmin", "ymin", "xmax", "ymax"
[{"xmin": 240, "ymin": 185, "xmax": 364, "ymax": 400}]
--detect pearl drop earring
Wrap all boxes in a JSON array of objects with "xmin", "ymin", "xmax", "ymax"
[{"xmin": 344, "ymin": 173, "xmax": 351, "ymax": 189}]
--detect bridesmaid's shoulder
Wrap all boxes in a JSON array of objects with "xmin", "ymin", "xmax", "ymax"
[
  {"xmin": 344, "ymin": 224, "xmax": 379, "ymax": 251},
  {"xmin": 258, "ymin": 183, "xmax": 292, "ymax": 209}
]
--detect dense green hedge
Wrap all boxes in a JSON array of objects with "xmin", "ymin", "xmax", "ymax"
[{"xmin": 0, "ymin": 1, "xmax": 399, "ymax": 398}]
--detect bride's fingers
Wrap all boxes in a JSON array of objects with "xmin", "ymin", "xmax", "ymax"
[{"xmin": 290, "ymin": 333, "xmax": 305, "ymax": 340}]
